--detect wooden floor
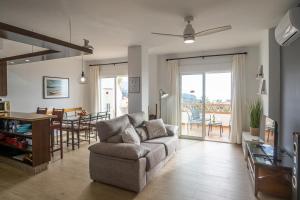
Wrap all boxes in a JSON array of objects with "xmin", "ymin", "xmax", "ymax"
[
  {"xmin": 182, "ymin": 123, "xmax": 231, "ymax": 142},
  {"xmin": 0, "ymin": 140, "xmax": 284, "ymax": 200}
]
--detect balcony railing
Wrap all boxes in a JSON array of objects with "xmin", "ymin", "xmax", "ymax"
[{"xmin": 182, "ymin": 103, "xmax": 231, "ymax": 114}]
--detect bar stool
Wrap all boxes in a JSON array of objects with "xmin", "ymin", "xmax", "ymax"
[{"xmin": 50, "ymin": 108, "xmax": 64, "ymax": 159}]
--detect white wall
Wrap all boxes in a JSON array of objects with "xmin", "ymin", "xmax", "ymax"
[
  {"xmin": 3, "ymin": 57, "xmax": 89, "ymax": 112},
  {"xmin": 259, "ymin": 28, "xmax": 281, "ymax": 122},
  {"xmin": 148, "ymin": 55, "xmax": 158, "ymax": 116},
  {"xmin": 259, "ymin": 30, "xmax": 270, "ymax": 116}
]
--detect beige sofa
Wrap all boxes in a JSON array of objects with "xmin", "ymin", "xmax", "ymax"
[{"xmin": 89, "ymin": 112, "xmax": 178, "ymax": 192}]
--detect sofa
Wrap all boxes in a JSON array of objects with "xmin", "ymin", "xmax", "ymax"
[{"xmin": 88, "ymin": 112, "xmax": 179, "ymax": 192}]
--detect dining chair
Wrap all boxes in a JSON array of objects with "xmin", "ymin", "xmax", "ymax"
[
  {"xmin": 36, "ymin": 107, "xmax": 48, "ymax": 114},
  {"xmin": 50, "ymin": 108, "xmax": 64, "ymax": 159},
  {"xmin": 90, "ymin": 111, "xmax": 109, "ymax": 140},
  {"xmin": 66, "ymin": 114, "xmax": 91, "ymax": 149}
]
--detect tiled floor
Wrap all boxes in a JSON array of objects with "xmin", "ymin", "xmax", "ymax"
[{"xmin": 0, "ymin": 139, "xmax": 283, "ymax": 200}]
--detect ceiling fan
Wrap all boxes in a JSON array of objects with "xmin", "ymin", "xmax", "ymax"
[{"xmin": 152, "ymin": 16, "xmax": 232, "ymax": 44}]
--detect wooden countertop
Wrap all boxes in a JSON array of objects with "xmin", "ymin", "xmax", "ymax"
[{"xmin": 0, "ymin": 112, "xmax": 54, "ymax": 122}]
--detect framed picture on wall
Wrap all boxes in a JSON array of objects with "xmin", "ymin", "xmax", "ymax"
[
  {"xmin": 128, "ymin": 77, "xmax": 140, "ymax": 93},
  {"xmin": 43, "ymin": 76, "xmax": 69, "ymax": 99}
]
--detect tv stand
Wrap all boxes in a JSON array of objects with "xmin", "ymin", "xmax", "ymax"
[{"xmin": 246, "ymin": 143, "xmax": 292, "ymax": 198}]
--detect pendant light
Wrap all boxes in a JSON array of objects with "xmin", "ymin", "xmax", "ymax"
[{"xmin": 80, "ymin": 55, "xmax": 87, "ymax": 84}]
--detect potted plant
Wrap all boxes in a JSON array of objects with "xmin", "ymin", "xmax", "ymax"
[{"xmin": 249, "ymin": 100, "xmax": 262, "ymax": 136}]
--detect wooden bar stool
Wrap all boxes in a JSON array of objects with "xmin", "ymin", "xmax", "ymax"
[{"xmin": 50, "ymin": 108, "xmax": 64, "ymax": 159}]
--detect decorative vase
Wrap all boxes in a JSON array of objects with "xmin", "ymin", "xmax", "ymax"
[{"xmin": 250, "ymin": 127, "xmax": 260, "ymax": 136}]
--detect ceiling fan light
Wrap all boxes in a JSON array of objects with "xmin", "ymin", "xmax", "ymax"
[
  {"xmin": 184, "ymin": 35, "xmax": 195, "ymax": 44},
  {"xmin": 184, "ymin": 39, "xmax": 195, "ymax": 44}
]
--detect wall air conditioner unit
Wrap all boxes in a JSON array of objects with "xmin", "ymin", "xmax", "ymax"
[{"xmin": 275, "ymin": 7, "xmax": 300, "ymax": 46}]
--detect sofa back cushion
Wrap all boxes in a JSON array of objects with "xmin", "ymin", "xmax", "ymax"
[
  {"xmin": 128, "ymin": 112, "xmax": 145, "ymax": 127},
  {"xmin": 106, "ymin": 134, "xmax": 123, "ymax": 143},
  {"xmin": 97, "ymin": 115, "xmax": 130, "ymax": 142},
  {"xmin": 145, "ymin": 119, "xmax": 168, "ymax": 139}
]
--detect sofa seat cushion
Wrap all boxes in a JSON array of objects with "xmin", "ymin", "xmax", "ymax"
[
  {"xmin": 89, "ymin": 143, "xmax": 149, "ymax": 160},
  {"xmin": 140, "ymin": 143, "xmax": 166, "ymax": 171},
  {"xmin": 144, "ymin": 136, "xmax": 178, "ymax": 156}
]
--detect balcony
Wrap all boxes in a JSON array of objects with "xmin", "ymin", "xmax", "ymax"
[{"xmin": 181, "ymin": 102, "xmax": 231, "ymax": 142}]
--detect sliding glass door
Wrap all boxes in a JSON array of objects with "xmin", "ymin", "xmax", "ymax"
[
  {"xmin": 100, "ymin": 76, "xmax": 128, "ymax": 118},
  {"xmin": 205, "ymin": 72, "xmax": 231, "ymax": 142},
  {"xmin": 180, "ymin": 74, "xmax": 205, "ymax": 139},
  {"xmin": 180, "ymin": 72, "xmax": 232, "ymax": 142}
]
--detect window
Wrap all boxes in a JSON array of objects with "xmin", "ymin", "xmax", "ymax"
[{"xmin": 100, "ymin": 76, "xmax": 128, "ymax": 118}]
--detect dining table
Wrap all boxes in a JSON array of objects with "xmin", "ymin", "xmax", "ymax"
[{"xmin": 62, "ymin": 112, "xmax": 109, "ymax": 150}]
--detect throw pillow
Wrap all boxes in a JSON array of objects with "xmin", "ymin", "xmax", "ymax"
[
  {"xmin": 165, "ymin": 125, "xmax": 179, "ymax": 136},
  {"xmin": 145, "ymin": 119, "xmax": 168, "ymax": 139},
  {"xmin": 135, "ymin": 126, "xmax": 148, "ymax": 141},
  {"xmin": 121, "ymin": 125, "xmax": 141, "ymax": 145}
]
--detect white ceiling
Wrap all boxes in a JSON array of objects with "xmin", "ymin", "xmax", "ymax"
[{"xmin": 0, "ymin": 0, "xmax": 297, "ymax": 60}]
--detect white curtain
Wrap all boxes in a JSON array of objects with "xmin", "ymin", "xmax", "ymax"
[
  {"xmin": 89, "ymin": 66, "xmax": 101, "ymax": 113},
  {"xmin": 230, "ymin": 54, "xmax": 246, "ymax": 144},
  {"xmin": 166, "ymin": 60, "xmax": 180, "ymax": 126}
]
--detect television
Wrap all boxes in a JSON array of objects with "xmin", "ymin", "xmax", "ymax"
[{"xmin": 261, "ymin": 116, "xmax": 279, "ymax": 161}]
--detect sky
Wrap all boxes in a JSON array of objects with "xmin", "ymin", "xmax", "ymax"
[{"xmin": 182, "ymin": 73, "xmax": 231, "ymax": 102}]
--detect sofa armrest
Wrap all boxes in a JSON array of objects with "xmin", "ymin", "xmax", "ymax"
[
  {"xmin": 88, "ymin": 143, "xmax": 150, "ymax": 160},
  {"xmin": 165, "ymin": 124, "xmax": 179, "ymax": 136}
]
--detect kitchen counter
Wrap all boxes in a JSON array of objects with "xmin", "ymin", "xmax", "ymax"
[{"xmin": 0, "ymin": 112, "xmax": 54, "ymax": 122}]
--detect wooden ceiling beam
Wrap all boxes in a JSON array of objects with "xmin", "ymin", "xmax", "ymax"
[{"xmin": 0, "ymin": 22, "xmax": 93, "ymax": 65}]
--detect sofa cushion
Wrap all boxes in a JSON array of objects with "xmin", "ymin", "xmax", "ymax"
[
  {"xmin": 122, "ymin": 125, "xmax": 141, "ymax": 145},
  {"xmin": 96, "ymin": 115, "xmax": 130, "ymax": 142},
  {"xmin": 145, "ymin": 119, "xmax": 168, "ymax": 139},
  {"xmin": 106, "ymin": 134, "xmax": 123, "ymax": 143},
  {"xmin": 140, "ymin": 143, "xmax": 166, "ymax": 171},
  {"xmin": 135, "ymin": 126, "xmax": 148, "ymax": 141},
  {"xmin": 89, "ymin": 143, "xmax": 149, "ymax": 160},
  {"xmin": 144, "ymin": 136, "xmax": 178, "ymax": 156},
  {"xmin": 128, "ymin": 112, "xmax": 145, "ymax": 127}
]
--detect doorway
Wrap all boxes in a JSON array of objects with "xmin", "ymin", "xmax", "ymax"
[
  {"xmin": 100, "ymin": 76, "xmax": 128, "ymax": 118},
  {"xmin": 180, "ymin": 72, "xmax": 232, "ymax": 142}
]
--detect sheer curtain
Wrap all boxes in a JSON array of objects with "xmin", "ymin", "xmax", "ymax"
[
  {"xmin": 230, "ymin": 54, "xmax": 246, "ymax": 144},
  {"xmin": 166, "ymin": 60, "xmax": 180, "ymax": 126},
  {"xmin": 89, "ymin": 66, "xmax": 100, "ymax": 113}
]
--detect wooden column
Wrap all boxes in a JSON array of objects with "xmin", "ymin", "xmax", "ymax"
[{"xmin": 0, "ymin": 62, "xmax": 7, "ymax": 96}]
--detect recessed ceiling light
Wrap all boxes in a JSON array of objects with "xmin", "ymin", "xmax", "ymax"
[
  {"xmin": 25, "ymin": 59, "xmax": 30, "ymax": 62},
  {"xmin": 9, "ymin": 61, "xmax": 14, "ymax": 64}
]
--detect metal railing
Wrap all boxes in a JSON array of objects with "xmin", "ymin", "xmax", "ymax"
[{"xmin": 182, "ymin": 103, "xmax": 231, "ymax": 114}]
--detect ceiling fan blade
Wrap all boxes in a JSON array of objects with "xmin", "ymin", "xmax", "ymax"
[
  {"xmin": 195, "ymin": 25, "xmax": 232, "ymax": 37},
  {"xmin": 151, "ymin": 32, "xmax": 183, "ymax": 38}
]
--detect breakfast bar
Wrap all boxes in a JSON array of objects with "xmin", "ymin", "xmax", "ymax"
[{"xmin": 0, "ymin": 112, "xmax": 53, "ymax": 174}]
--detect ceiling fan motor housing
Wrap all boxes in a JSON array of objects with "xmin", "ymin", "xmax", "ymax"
[{"xmin": 184, "ymin": 23, "xmax": 195, "ymax": 40}]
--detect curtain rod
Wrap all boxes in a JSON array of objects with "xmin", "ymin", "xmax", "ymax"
[
  {"xmin": 166, "ymin": 52, "xmax": 247, "ymax": 61},
  {"xmin": 89, "ymin": 61, "xmax": 128, "ymax": 67}
]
